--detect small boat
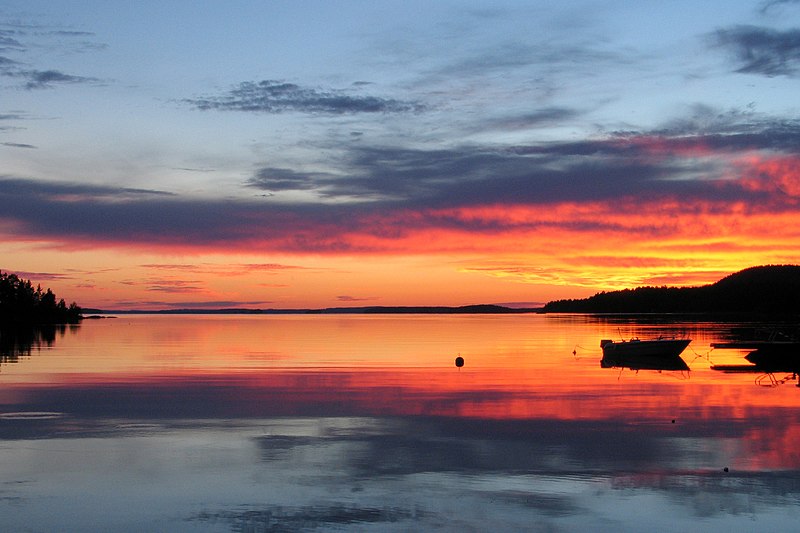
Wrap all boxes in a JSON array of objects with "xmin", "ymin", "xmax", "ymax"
[{"xmin": 600, "ymin": 337, "xmax": 691, "ymax": 358}]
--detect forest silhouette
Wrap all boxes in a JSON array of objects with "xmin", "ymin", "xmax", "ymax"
[
  {"xmin": 543, "ymin": 265, "xmax": 800, "ymax": 314},
  {"xmin": 0, "ymin": 271, "xmax": 82, "ymax": 325}
]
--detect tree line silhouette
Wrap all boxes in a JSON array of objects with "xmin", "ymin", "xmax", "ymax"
[
  {"xmin": 0, "ymin": 271, "xmax": 82, "ymax": 324},
  {"xmin": 543, "ymin": 265, "xmax": 800, "ymax": 315}
]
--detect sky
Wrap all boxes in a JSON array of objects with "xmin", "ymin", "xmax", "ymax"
[{"xmin": 1, "ymin": 0, "xmax": 800, "ymax": 310}]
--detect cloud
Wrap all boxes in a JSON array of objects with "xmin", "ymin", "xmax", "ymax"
[
  {"xmin": 249, "ymin": 114, "xmax": 800, "ymax": 208},
  {"xmin": 18, "ymin": 69, "xmax": 100, "ymax": 89},
  {"xmin": 7, "ymin": 270, "xmax": 74, "ymax": 281},
  {"xmin": 711, "ymin": 25, "xmax": 800, "ymax": 77},
  {"xmin": 0, "ymin": 31, "xmax": 24, "ymax": 51},
  {"xmin": 107, "ymin": 299, "xmax": 272, "ymax": 310},
  {"xmin": 185, "ymin": 80, "xmax": 424, "ymax": 114},
  {"xmin": 1, "ymin": 142, "xmax": 36, "ymax": 149},
  {"xmin": 248, "ymin": 167, "xmax": 336, "ymax": 193},
  {"xmin": 140, "ymin": 262, "xmax": 308, "ymax": 276},
  {"xmin": 144, "ymin": 280, "xmax": 205, "ymax": 293},
  {"xmin": 480, "ymin": 107, "xmax": 582, "ymax": 132},
  {"xmin": 0, "ymin": 178, "xmax": 175, "ymax": 200},
  {"xmin": 336, "ymin": 295, "xmax": 377, "ymax": 302},
  {"xmin": 1, "ymin": 108, "xmax": 799, "ymax": 257},
  {"xmin": 0, "ymin": 21, "xmax": 105, "ymax": 89},
  {"xmin": 759, "ymin": 0, "xmax": 800, "ymax": 15}
]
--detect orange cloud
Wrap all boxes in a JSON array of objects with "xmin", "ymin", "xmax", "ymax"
[{"xmin": 735, "ymin": 154, "xmax": 800, "ymax": 197}]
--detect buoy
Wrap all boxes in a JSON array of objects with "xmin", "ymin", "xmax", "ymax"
[{"xmin": 455, "ymin": 356, "xmax": 464, "ymax": 368}]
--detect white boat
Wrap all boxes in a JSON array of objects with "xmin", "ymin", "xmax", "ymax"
[{"xmin": 600, "ymin": 338, "xmax": 691, "ymax": 358}]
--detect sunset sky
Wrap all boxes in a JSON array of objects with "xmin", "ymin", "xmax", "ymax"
[{"xmin": 2, "ymin": 0, "xmax": 800, "ymax": 310}]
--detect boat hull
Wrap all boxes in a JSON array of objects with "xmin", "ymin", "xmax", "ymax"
[{"xmin": 600, "ymin": 339, "xmax": 691, "ymax": 358}]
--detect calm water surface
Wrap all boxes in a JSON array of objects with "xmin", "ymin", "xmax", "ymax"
[{"xmin": 1, "ymin": 314, "xmax": 799, "ymax": 532}]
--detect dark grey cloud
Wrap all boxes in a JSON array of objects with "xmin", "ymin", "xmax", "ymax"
[
  {"xmin": 481, "ymin": 107, "xmax": 582, "ymax": 132},
  {"xmin": 17, "ymin": 69, "xmax": 99, "ymax": 89},
  {"xmin": 250, "ymin": 126, "xmax": 800, "ymax": 209},
  {"xmin": 185, "ymin": 80, "xmax": 423, "ymax": 114},
  {"xmin": 249, "ymin": 167, "xmax": 335, "ymax": 192},
  {"xmin": 245, "ymin": 107, "xmax": 800, "ymax": 210},
  {"xmin": 1, "ymin": 141, "xmax": 36, "ymax": 149},
  {"xmin": 0, "ymin": 30, "xmax": 24, "ymax": 51},
  {"xmin": 0, "ymin": 21, "xmax": 105, "ymax": 89},
  {"xmin": 1, "ymin": 108, "xmax": 799, "ymax": 253},
  {"xmin": 0, "ymin": 178, "xmax": 175, "ymax": 199},
  {"xmin": 712, "ymin": 25, "xmax": 800, "ymax": 77},
  {"xmin": 759, "ymin": 0, "xmax": 800, "ymax": 15},
  {"xmin": 416, "ymin": 39, "xmax": 627, "ymax": 90},
  {"xmin": 336, "ymin": 295, "xmax": 377, "ymax": 302}
]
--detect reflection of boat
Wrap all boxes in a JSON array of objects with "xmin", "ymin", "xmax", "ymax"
[
  {"xmin": 600, "ymin": 338, "xmax": 691, "ymax": 358},
  {"xmin": 711, "ymin": 333, "xmax": 800, "ymax": 386},
  {"xmin": 601, "ymin": 352, "xmax": 689, "ymax": 371},
  {"xmin": 711, "ymin": 340, "xmax": 800, "ymax": 362},
  {"xmin": 712, "ymin": 333, "xmax": 800, "ymax": 370},
  {"xmin": 711, "ymin": 360, "xmax": 800, "ymax": 387}
]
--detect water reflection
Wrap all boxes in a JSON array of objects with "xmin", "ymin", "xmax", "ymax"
[
  {"xmin": 2, "ymin": 315, "xmax": 800, "ymax": 531},
  {"xmin": 0, "ymin": 324, "xmax": 76, "ymax": 364},
  {"xmin": 711, "ymin": 326, "xmax": 800, "ymax": 387},
  {"xmin": 601, "ymin": 353, "xmax": 690, "ymax": 372}
]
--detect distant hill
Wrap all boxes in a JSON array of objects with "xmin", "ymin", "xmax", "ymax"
[
  {"xmin": 88, "ymin": 304, "xmax": 540, "ymax": 315},
  {"xmin": 542, "ymin": 265, "xmax": 800, "ymax": 315}
]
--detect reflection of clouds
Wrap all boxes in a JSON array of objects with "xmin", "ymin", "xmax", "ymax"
[
  {"xmin": 248, "ymin": 416, "xmax": 800, "ymax": 521},
  {"xmin": 7, "ymin": 371, "xmax": 800, "ymax": 523},
  {"xmin": 614, "ymin": 470, "xmax": 800, "ymax": 518},
  {"xmin": 2, "ymin": 415, "xmax": 799, "ymax": 530},
  {"xmin": 253, "ymin": 417, "xmax": 689, "ymax": 477},
  {"xmin": 191, "ymin": 504, "xmax": 421, "ymax": 531}
]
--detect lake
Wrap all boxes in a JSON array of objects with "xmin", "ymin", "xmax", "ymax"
[{"xmin": 1, "ymin": 314, "xmax": 799, "ymax": 532}]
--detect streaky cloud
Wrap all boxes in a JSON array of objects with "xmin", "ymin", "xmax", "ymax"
[
  {"xmin": 711, "ymin": 25, "xmax": 800, "ymax": 77},
  {"xmin": 251, "ymin": 114, "xmax": 800, "ymax": 207},
  {"xmin": 249, "ymin": 167, "xmax": 336, "ymax": 192},
  {"xmin": 480, "ymin": 107, "xmax": 582, "ymax": 132},
  {"xmin": 1, "ymin": 141, "xmax": 36, "ymax": 148},
  {"xmin": 186, "ymin": 80, "xmax": 423, "ymax": 114},
  {"xmin": 20, "ymin": 69, "xmax": 100, "ymax": 89},
  {"xmin": 0, "ymin": 31, "xmax": 24, "ymax": 51},
  {"xmin": 759, "ymin": 0, "xmax": 800, "ymax": 15},
  {"xmin": 2, "ymin": 107, "xmax": 800, "ymax": 254},
  {"xmin": 0, "ymin": 178, "xmax": 175, "ymax": 199}
]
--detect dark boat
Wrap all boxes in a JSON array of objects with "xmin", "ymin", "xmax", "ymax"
[{"xmin": 600, "ymin": 338, "xmax": 691, "ymax": 358}]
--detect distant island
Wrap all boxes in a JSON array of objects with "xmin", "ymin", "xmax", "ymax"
[
  {"xmin": 542, "ymin": 265, "xmax": 800, "ymax": 315},
  {"xmin": 84, "ymin": 304, "xmax": 541, "ymax": 315},
  {"xmin": 46, "ymin": 264, "xmax": 800, "ymax": 317},
  {"xmin": 0, "ymin": 271, "xmax": 83, "ymax": 325}
]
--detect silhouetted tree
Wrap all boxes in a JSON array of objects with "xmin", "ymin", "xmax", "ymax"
[
  {"xmin": 0, "ymin": 271, "xmax": 83, "ymax": 325},
  {"xmin": 543, "ymin": 265, "xmax": 800, "ymax": 315}
]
